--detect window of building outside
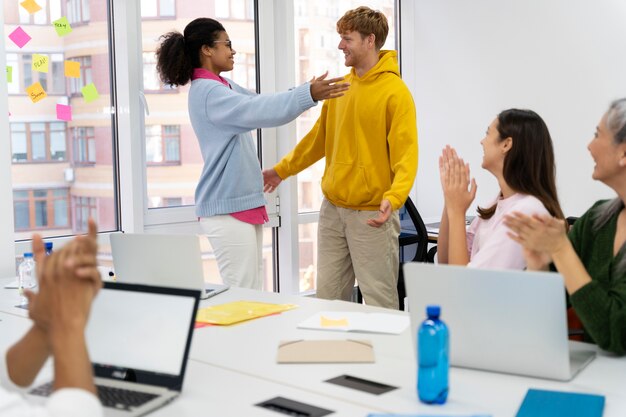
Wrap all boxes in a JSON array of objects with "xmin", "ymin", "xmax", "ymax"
[
  {"xmin": 141, "ymin": 0, "xmax": 176, "ymax": 18},
  {"xmin": 146, "ymin": 125, "xmax": 180, "ymax": 164},
  {"xmin": 5, "ymin": 0, "xmax": 118, "ymax": 242},
  {"xmin": 66, "ymin": 0, "xmax": 90, "ymax": 24},
  {"xmin": 19, "ymin": 0, "xmax": 62, "ymax": 24},
  {"xmin": 68, "ymin": 56, "xmax": 92, "ymax": 95},
  {"xmin": 7, "ymin": 53, "xmax": 65, "ymax": 94},
  {"xmin": 13, "ymin": 189, "xmax": 69, "ymax": 231},
  {"xmin": 11, "ymin": 122, "xmax": 67, "ymax": 162},
  {"xmin": 215, "ymin": 0, "xmax": 254, "ymax": 20},
  {"xmin": 139, "ymin": 2, "xmax": 274, "ymax": 290},
  {"xmin": 71, "ymin": 126, "xmax": 96, "ymax": 165},
  {"xmin": 294, "ymin": 0, "xmax": 397, "ymax": 292}
]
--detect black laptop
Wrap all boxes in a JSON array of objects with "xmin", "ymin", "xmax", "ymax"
[{"xmin": 30, "ymin": 282, "xmax": 201, "ymax": 416}]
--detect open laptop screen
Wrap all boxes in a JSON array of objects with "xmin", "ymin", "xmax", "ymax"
[{"xmin": 85, "ymin": 282, "xmax": 200, "ymax": 389}]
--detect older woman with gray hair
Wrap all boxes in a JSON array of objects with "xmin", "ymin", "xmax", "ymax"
[{"xmin": 504, "ymin": 98, "xmax": 626, "ymax": 355}]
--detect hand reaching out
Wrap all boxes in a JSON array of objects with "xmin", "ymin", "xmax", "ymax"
[
  {"xmin": 263, "ymin": 168, "xmax": 283, "ymax": 193},
  {"xmin": 309, "ymin": 71, "xmax": 350, "ymax": 101}
]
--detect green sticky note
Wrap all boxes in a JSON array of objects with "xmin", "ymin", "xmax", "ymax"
[
  {"xmin": 6, "ymin": 66, "xmax": 12, "ymax": 83},
  {"xmin": 52, "ymin": 16, "xmax": 73, "ymax": 37},
  {"xmin": 81, "ymin": 82, "xmax": 100, "ymax": 103}
]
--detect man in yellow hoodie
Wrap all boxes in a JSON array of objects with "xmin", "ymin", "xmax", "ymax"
[{"xmin": 263, "ymin": 6, "xmax": 418, "ymax": 309}]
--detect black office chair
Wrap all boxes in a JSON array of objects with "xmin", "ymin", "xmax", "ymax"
[
  {"xmin": 356, "ymin": 196, "xmax": 432, "ymax": 310},
  {"xmin": 396, "ymin": 196, "xmax": 432, "ymax": 310}
]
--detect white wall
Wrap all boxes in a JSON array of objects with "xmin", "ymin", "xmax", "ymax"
[{"xmin": 406, "ymin": 0, "xmax": 626, "ymax": 220}]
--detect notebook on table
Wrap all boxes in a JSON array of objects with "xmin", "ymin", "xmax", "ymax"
[
  {"xmin": 403, "ymin": 263, "xmax": 596, "ymax": 381},
  {"xmin": 29, "ymin": 282, "xmax": 201, "ymax": 416},
  {"xmin": 110, "ymin": 233, "xmax": 229, "ymax": 300}
]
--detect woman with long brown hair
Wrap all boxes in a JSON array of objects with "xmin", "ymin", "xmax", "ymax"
[{"xmin": 438, "ymin": 109, "xmax": 563, "ymax": 268}]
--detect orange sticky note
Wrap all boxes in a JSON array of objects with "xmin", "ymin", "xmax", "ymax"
[
  {"xmin": 81, "ymin": 82, "xmax": 100, "ymax": 103},
  {"xmin": 64, "ymin": 60, "xmax": 80, "ymax": 78},
  {"xmin": 26, "ymin": 82, "xmax": 47, "ymax": 103},
  {"xmin": 320, "ymin": 315, "xmax": 349, "ymax": 327},
  {"xmin": 32, "ymin": 54, "xmax": 49, "ymax": 73},
  {"xmin": 20, "ymin": 0, "xmax": 42, "ymax": 14}
]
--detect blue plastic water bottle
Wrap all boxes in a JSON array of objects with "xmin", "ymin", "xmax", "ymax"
[
  {"xmin": 417, "ymin": 304, "xmax": 449, "ymax": 404},
  {"xmin": 44, "ymin": 241, "xmax": 53, "ymax": 256}
]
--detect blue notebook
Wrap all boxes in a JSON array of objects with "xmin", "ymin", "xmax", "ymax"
[{"xmin": 516, "ymin": 389, "xmax": 605, "ymax": 417}]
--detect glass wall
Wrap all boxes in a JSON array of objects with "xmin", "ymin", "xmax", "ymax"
[
  {"xmin": 293, "ymin": 0, "xmax": 397, "ymax": 292},
  {"xmin": 4, "ymin": 0, "xmax": 118, "ymax": 241}
]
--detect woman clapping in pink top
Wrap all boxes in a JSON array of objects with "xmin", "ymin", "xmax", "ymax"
[{"xmin": 437, "ymin": 109, "xmax": 564, "ymax": 269}]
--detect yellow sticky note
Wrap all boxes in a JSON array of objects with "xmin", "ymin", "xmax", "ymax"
[
  {"xmin": 81, "ymin": 82, "xmax": 100, "ymax": 103},
  {"xmin": 320, "ymin": 315, "xmax": 349, "ymax": 327},
  {"xmin": 6, "ymin": 66, "xmax": 12, "ymax": 83},
  {"xmin": 26, "ymin": 82, "xmax": 47, "ymax": 103},
  {"xmin": 32, "ymin": 54, "xmax": 49, "ymax": 73},
  {"xmin": 64, "ymin": 60, "xmax": 80, "ymax": 78},
  {"xmin": 20, "ymin": 0, "xmax": 42, "ymax": 14},
  {"xmin": 52, "ymin": 16, "xmax": 73, "ymax": 37}
]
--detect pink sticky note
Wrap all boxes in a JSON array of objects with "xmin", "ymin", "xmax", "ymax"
[
  {"xmin": 56, "ymin": 104, "xmax": 72, "ymax": 121},
  {"xmin": 8, "ymin": 27, "xmax": 32, "ymax": 49}
]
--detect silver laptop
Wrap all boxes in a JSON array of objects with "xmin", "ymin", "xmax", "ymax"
[
  {"xmin": 110, "ymin": 233, "xmax": 229, "ymax": 300},
  {"xmin": 30, "ymin": 282, "xmax": 201, "ymax": 416},
  {"xmin": 403, "ymin": 263, "xmax": 596, "ymax": 381}
]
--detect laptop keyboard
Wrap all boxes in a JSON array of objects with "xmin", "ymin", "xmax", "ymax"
[{"xmin": 30, "ymin": 382, "xmax": 159, "ymax": 410}]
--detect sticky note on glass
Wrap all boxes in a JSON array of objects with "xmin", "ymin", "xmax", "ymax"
[
  {"xmin": 320, "ymin": 316, "xmax": 349, "ymax": 327},
  {"xmin": 64, "ymin": 60, "xmax": 80, "ymax": 78},
  {"xmin": 81, "ymin": 82, "xmax": 100, "ymax": 103},
  {"xmin": 32, "ymin": 54, "xmax": 49, "ymax": 73},
  {"xmin": 8, "ymin": 27, "xmax": 32, "ymax": 49},
  {"xmin": 6, "ymin": 66, "xmax": 12, "ymax": 83},
  {"xmin": 56, "ymin": 104, "xmax": 72, "ymax": 121},
  {"xmin": 26, "ymin": 82, "xmax": 47, "ymax": 103},
  {"xmin": 20, "ymin": 0, "xmax": 42, "ymax": 14},
  {"xmin": 53, "ymin": 16, "xmax": 72, "ymax": 36}
]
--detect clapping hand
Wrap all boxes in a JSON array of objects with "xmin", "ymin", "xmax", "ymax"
[{"xmin": 439, "ymin": 145, "xmax": 477, "ymax": 217}]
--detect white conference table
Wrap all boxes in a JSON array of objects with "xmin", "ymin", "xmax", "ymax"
[
  {"xmin": 189, "ymin": 286, "xmax": 626, "ymax": 416},
  {"xmin": 2, "ymin": 277, "xmax": 626, "ymax": 416}
]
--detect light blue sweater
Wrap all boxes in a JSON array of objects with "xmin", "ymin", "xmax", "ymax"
[{"xmin": 188, "ymin": 78, "xmax": 316, "ymax": 217}]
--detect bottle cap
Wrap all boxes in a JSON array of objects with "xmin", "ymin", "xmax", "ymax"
[
  {"xmin": 23, "ymin": 252, "xmax": 33, "ymax": 258},
  {"xmin": 426, "ymin": 305, "xmax": 440, "ymax": 317},
  {"xmin": 45, "ymin": 242, "xmax": 53, "ymax": 250}
]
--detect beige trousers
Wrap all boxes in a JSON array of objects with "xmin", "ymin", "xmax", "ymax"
[{"xmin": 316, "ymin": 199, "xmax": 400, "ymax": 309}]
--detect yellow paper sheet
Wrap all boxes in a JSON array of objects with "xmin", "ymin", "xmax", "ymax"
[{"xmin": 196, "ymin": 301, "xmax": 297, "ymax": 325}]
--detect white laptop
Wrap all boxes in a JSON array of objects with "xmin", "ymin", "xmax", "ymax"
[
  {"xmin": 403, "ymin": 263, "xmax": 596, "ymax": 381},
  {"xmin": 30, "ymin": 282, "xmax": 201, "ymax": 416},
  {"xmin": 110, "ymin": 233, "xmax": 229, "ymax": 300}
]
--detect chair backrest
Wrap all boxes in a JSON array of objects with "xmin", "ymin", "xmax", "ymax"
[{"xmin": 400, "ymin": 196, "xmax": 429, "ymax": 263}]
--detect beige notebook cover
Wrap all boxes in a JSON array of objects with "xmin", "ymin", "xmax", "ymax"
[{"xmin": 277, "ymin": 339, "xmax": 375, "ymax": 363}]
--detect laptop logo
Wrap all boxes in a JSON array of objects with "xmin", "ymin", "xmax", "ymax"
[{"xmin": 112, "ymin": 370, "xmax": 127, "ymax": 379}]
